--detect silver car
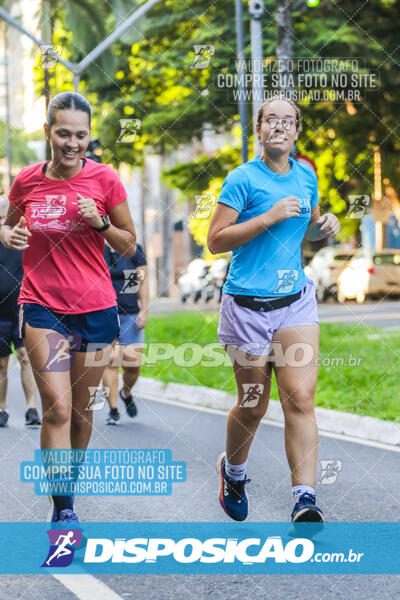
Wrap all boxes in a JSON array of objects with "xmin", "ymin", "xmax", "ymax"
[
  {"xmin": 304, "ymin": 247, "xmax": 355, "ymax": 302},
  {"xmin": 337, "ymin": 249, "xmax": 400, "ymax": 303}
]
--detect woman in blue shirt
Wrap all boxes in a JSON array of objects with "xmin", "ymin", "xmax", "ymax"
[{"xmin": 208, "ymin": 96, "xmax": 340, "ymax": 525}]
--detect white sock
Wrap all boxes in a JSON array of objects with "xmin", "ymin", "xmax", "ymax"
[
  {"xmin": 292, "ymin": 485, "xmax": 316, "ymax": 502},
  {"xmin": 226, "ymin": 459, "xmax": 247, "ymax": 481}
]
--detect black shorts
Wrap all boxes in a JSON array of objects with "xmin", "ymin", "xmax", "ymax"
[
  {"xmin": 19, "ymin": 303, "xmax": 120, "ymax": 352},
  {"xmin": 0, "ymin": 315, "xmax": 24, "ymax": 358}
]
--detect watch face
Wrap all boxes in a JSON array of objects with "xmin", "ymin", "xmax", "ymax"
[{"xmin": 102, "ymin": 215, "xmax": 110, "ymax": 226}]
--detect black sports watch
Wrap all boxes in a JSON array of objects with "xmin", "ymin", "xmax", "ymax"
[{"xmin": 93, "ymin": 215, "xmax": 111, "ymax": 232}]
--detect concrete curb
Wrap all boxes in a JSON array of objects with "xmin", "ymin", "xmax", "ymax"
[{"xmin": 134, "ymin": 376, "xmax": 400, "ymax": 447}]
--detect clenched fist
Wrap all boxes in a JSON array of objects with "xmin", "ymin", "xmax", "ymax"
[
  {"xmin": 266, "ymin": 196, "xmax": 301, "ymax": 225},
  {"xmin": 77, "ymin": 193, "xmax": 103, "ymax": 229},
  {"xmin": 316, "ymin": 213, "xmax": 340, "ymax": 238}
]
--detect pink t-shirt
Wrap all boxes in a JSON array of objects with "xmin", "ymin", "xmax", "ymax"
[{"xmin": 9, "ymin": 159, "xmax": 128, "ymax": 314}]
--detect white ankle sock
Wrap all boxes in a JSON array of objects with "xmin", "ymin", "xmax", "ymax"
[
  {"xmin": 292, "ymin": 485, "xmax": 315, "ymax": 502},
  {"xmin": 226, "ymin": 459, "xmax": 247, "ymax": 481}
]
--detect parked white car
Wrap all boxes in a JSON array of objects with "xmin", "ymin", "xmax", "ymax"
[
  {"xmin": 337, "ymin": 248, "xmax": 400, "ymax": 303},
  {"xmin": 304, "ymin": 247, "xmax": 355, "ymax": 302},
  {"xmin": 202, "ymin": 258, "xmax": 229, "ymax": 302},
  {"xmin": 178, "ymin": 259, "xmax": 209, "ymax": 303}
]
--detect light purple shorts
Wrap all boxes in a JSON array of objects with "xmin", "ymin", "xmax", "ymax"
[{"xmin": 218, "ymin": 279, "xmax": 319, "ymax": 356}]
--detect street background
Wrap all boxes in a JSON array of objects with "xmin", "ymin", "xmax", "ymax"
[{"xmin": 1, "ymin": 365, "xmax": 400, "ymax": 599}]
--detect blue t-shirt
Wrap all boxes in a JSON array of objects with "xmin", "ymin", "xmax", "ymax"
[
  {"xmin": 104, "ymin": 243, "xmax": 147, "ymax": 314},
  {"xmin": 218, "ymin": 156, "xmax": 319, "ymax": 297}
]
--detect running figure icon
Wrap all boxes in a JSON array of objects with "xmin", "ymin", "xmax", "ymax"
[{"xmin": 45, "ymin": 531, "xmax": 78, "ymax": 567}]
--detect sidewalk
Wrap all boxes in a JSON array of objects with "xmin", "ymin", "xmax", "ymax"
[{"xmin": 134, "ymin": 376, "xmax": 400, "ymax": 447}]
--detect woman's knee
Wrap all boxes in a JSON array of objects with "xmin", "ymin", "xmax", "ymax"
[
  {"xmin": 233, "ymin": 401, "xmax": 269, "ymax": 424},
  {"xmin": 70, "ymin": 407, "xmax": 92, "ymax": 430},
  {"xmin": 281, "ymin": 388, "xmax": 315, "ymax": 416},
  {"xmin": 41, "ymin": 396, "xmax": 70, "ymax": 426},
  {"xmin": 16, "ymin": 348, "xmax": 30, "ymax": 368}
]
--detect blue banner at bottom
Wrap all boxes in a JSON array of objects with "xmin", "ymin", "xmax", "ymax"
[{"xmin": 0, "ymin": 522, "xmax": 399, "ymax": 574}]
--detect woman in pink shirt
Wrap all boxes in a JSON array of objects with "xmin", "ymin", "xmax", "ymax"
[{"xmin": 0, "ymin": 92, "xmax": 136, "ymax": 524}]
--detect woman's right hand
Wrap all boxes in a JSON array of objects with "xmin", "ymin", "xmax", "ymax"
[
  {"xmin": 266, "ymin": 196, "xmax": 301, "ymax": 225},
  {"xmin": 2, "ymin": 216, "xmax": 31, "ymax": 250}
]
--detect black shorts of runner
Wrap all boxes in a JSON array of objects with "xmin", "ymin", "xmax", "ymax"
[
  {"xmin": 19, "ymin": 303, "xmax": 120, "ymax": 352},
  {"xmin": 0, "ymin": 314, "xmax": 24, "ymax": 358}
]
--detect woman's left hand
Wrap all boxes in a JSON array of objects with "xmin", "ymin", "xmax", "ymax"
[
  {"xmin": 77, "ymin": 193, "xmax": 104, "ymax": 229},
  {"xmin": 316, "ymin": 213, "xmax": 340, "ymax": 238}
]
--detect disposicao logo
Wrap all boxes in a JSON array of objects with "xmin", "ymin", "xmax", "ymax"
[
  {"xmin": 83, "ymin": 536, "xmax": 314, "ymax": 564},
  {"xmin": 42, "ymin": 529, "xmax": 82, "ymax": 568}
]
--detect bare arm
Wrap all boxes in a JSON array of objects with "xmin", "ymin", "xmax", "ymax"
[
  {"xmin": 207, "ymin": 197, "xmax": 301, "ymax": 255},
  {"xmin": 102, "ymin": 200, "xmax": 136, "ymax": 257},
  {"xmin": 136, "ymin": 264, "xmax": 149, "ymax": 329}
]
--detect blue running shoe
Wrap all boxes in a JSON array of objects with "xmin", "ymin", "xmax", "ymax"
[
  {"xmin": 119, "ymin": 389, "xmax": 137, "ymax": 418},
  {"xmin": 217, "ymin": 452, "xmax": 250, "ymax": 522},
  {"xmin": 291, "ymin": 492, "xmax": 325, "ymax": 525},
  {"xmin": 47, "ymin": 495, "xmax": 75, "ymax": 523},
  {"xmin": 58, "ymin": 509, "xmax": 79, "ymax": 524},
  {"xmin": 106, "ymin": 408, "xmax": 120, "ymax": 425},
  {"xmin": 0, "ymin": 409, "xmax": 9, "ymax": 427}
]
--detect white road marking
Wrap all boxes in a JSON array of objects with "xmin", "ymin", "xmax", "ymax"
[
  {"xmin": 139, "ymin": 393, "xmax": 400, "ymax": 453},
  {"xmin": 53, "ymin": 574, "xmax": 123, "ymax": 600}
]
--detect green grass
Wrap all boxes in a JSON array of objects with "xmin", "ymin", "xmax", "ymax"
[{"xmin": 141, "ymin": 312, "xmax": 400, "ymax": 422}]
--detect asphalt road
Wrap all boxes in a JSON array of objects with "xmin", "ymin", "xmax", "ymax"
[
  {"xmin": 0, "ymin": 357, "xmax": 399, "ymax": 599},
  {"xmin": 151, "ymin": 296, "xmax": 400, "ymax": 329}
]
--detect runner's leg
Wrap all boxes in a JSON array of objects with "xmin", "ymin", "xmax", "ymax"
[
  {"xmin": 102, "ymin": 346, "xmax": 120, "ymax": 410},
  {"xmin": 23, "ymin": 324, "xmax": 72, "ymax": 448},
  {"xmin": 119, "ymin": 346, "xmax": 142, "ymax": 417},
  {"xmin": 0, "ymin": 355, "xmax": 9, "ymax": 409},
  {"xmin": 16, "ymin": 346, "xmax": 37, "ymax": 408},
  {"xmin": 121, "ymin": 346, "xmax": 142, "ymax": 397},
  {"xmin": 217, "ymin": 346, "xmax": 272, "ymax": 521},
  {"xmin": 273, "ymin": 325, "xmax": 319, "ymax": 487},
  {"xmin": 69, "ymin": 347, "xmax": 112, "ymax": 449},
  {"xmin": 225, "ymin": 345, "xmax": 272, "ymax": 465}
]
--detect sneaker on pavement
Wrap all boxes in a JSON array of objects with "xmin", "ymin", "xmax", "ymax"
[
  {"xmin": 291, "ymin": 492, "xmax": 325, "ymax": 525},
  {"xmin": 25, "ymin": 407, "xmax": 41, "ymax": 426},
  {"xmin": 47, "ymin": 495, "xmax": 76, "ymax": 523},
  {"xmin": 106, "ymin": 408, "xmax": 120, "ymax": 425},
  {"xmin": 0, "ymin": 409, "xmax": 9, "ymax": 427},
  {"xmin": 217, "ymin": 452, "xmax": 250, "ymax": 522},
  {"xmin": 58, "ymin": 509, "xmax": 79, "ymax": 524},
  {"xmin": 119, "ymin": 389, "xmax": 137, "ymax": 418}
]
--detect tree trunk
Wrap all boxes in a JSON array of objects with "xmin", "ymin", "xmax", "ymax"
[
  {"xmin": 158, "ymin": 152, "xmax": 174, "ymax": 297},
  {"xmin": 41, "ymin": 0, "xmax": 53, "ymax": 159}
]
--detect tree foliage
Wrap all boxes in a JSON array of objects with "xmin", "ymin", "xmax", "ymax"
[{"xmin": 22, "ymin": 0, "xmax": 400, "ymax": 251}]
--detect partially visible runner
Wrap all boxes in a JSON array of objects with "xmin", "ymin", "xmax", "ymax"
[
  {"xmin": 208, "ymin": 96, "xmax": 340, "ymax": 526},
  {"xmin": 0, "ymin": 197, "xmax": 40, "ymax": 427},
  {"xmin": 102, "ymin": 242, "xmax": 148, "ymax": 424},
  {"xmin": 0, "ymin": 92, "xmax": 136, "ymax": 524}
]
